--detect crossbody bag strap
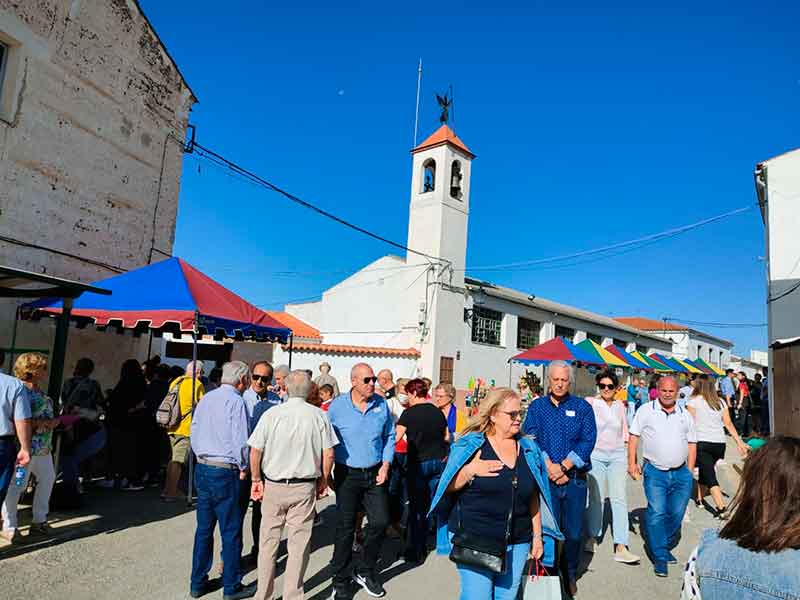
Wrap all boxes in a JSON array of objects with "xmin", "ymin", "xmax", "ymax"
[{"xmin": 504, "ymin": 441, "xmax": 519, "ymax": 545}]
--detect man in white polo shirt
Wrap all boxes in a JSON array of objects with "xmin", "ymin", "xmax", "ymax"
[{"xmin": 628, "ymin": 375, "xmax": 696, "ymax": 579}]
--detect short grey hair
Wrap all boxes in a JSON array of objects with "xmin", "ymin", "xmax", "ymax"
[
  {"xmin": 221, "ymin": 361, "xmax": 250, "ymax": 386},
  {"xmin": 185, "ymin": 360, "xmax": 204, "ymax": 377},
  {"xmin": 275, "ymin": 364, "xmax": 290, "ymax": 377},
  {"xmin": 286, "ymin": 369, "xmax": 312, "ymax": 399},
  {"xmin": 547, "ymin": 360, "xmax": 574, "ymax": 383},
  {"xmin": 319, "ymin": 362, "xmax": 331, "ymax": 372}
]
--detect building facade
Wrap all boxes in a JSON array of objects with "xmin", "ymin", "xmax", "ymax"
[{"xmin": 0, "ymin": 1, "xmax": 195, "ymax": 386}]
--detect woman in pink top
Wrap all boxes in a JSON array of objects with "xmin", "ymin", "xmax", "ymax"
[{"xmin": 584, "ymin": 370, "xmax": 640, "ymax": 564}]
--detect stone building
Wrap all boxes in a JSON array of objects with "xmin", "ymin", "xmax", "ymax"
[{"xmin": 0, "ymin": 0, "xmax": 196, "ymax": 386}]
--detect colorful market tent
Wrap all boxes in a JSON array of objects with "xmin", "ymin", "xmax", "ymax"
[
  {"xmin": 576, "ymin": 339, "xmax": 630, "ymax": 368},
  {"xmin": 651, "ymin": 353, "xmax": 689, "ymax": 373},
  {"xmin": 603, "ymin": 344, "xmax": 651, "ymax": 370},
  {"xmin": 511, "ymin": 336, "xmax": 602, "ymax": 366},
  {"xmin": 685, "ymin": 359, "xmax": 714, "ymax": 375},
  {"xmin": 673, "ymin": 357, "xmax": 704, "ymax": 374},
  {"xmin": 630, "ymin": 350, "xmax": 671, "ymax": 372},
  {"xmin": 28, "ymin": 257, "xmax": 291, "ymax": 342},
  {"xmin": 692, "ymin": 358, "xmax": 724, "ymax": 376}
]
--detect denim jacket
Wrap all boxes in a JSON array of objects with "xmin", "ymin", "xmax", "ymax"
[
  {"xmin": 428, "ymin": 432, "xmax": 564, "ymax": 567},
  {"xmin": 696, "ymin": 529, "xmax": 800, "ymax": 600}
]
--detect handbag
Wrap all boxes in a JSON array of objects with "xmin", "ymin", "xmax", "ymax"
[
  {"xmin": 449, "ymin": 443, "xmax": 518, "ymax": 573},
  {"xmin": 520, "ymin": 559, "xmax": 562, "ymax": 600}
]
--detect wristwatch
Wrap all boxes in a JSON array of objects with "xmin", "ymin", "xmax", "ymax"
[{"xmin": 560, "ymin": 463, "xmax": 569, "ymax": 474}]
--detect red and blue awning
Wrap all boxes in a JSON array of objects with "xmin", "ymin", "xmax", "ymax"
[
  {"xmin": 28, "ymin": 257, "xmax": 291, "ymax": 343},
  {"xmin": 650, "ymin": 353, "xmax": 689, "ymax": 373},
  {"xmin": 603, "ymin": 344, "xmax": 651, "ymax": 370},
  {"xmin": 511, "ymin": 336, "xmax": 603, "ymax": 366}
]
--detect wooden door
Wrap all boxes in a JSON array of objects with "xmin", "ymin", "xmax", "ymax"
[{"xmin": 439, "ymin": 356, "xmax": 454, "ymax": 385}]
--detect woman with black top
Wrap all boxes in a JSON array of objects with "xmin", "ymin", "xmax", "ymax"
[
  {"xmin": 106, "ymin": 359, "xmax": 148, "ymax": 491},
  {"xmin": 396, "ymin": 378, "xmax": 449, "ymax": 563},
  {"xmin": 428, "ymin": 388, "xmax": 562, "ymax": 600}
]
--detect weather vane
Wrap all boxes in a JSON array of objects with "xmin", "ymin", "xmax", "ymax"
[{"xmin": 436, "ymin": 91, "xmax": 452, "ymax": 125}]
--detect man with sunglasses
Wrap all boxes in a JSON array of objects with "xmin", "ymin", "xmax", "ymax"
[
  {"xmin": 327, "ymin": 363, "xmax": 396, "ymax": 599},
  {"xmin": 521, "ymin": 360, "xmax": 597, "ymax": 598}
]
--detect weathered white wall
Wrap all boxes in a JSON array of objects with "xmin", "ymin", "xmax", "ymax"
[{"xmin": 0, "ymin": 1, "xmax": 195, "ymax": 393}]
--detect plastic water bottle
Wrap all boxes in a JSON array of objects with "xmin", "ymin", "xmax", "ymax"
[{"xmin": 14, "ymin": 465, "xmax": 26, "ymax": 487}]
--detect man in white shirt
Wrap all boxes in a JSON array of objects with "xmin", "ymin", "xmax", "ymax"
[
  {"xmin": 248, "ymin": 370, "xmax": 338, "ymax": 600},
  {"xmin": 628, "ymin": 375, "xmax": 696, "ymax": 579}
]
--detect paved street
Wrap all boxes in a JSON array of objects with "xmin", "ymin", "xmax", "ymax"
[{"xmin": 1, "ymin": 455, "xmax": 741, "ymax": 600}]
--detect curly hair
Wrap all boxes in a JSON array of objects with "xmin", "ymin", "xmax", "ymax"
[{"xmin": 14, "ymin": 352, "xmax": 48, "ymax": 381}]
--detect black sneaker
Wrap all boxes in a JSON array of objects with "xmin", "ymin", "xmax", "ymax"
[
  {"xmin": 353, "ymin": 572, "xmax": 386, "ymax": 598},
  {"xmin": 222, "ymin": 582, "xmax": 256, "ymax": 600},
  {"xmin": 330, "ymin": 582, "xmax": 355, "ymax": 600}
]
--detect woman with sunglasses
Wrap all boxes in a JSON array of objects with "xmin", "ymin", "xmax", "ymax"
[
  {"xmin": 584, "ymin": 370, "xmax": 640, "ymax": 564},
  {"xmin": 428, "ymin": 388, "xmax": 563, "ymax": 600}
]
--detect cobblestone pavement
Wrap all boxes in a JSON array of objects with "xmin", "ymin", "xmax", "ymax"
[{"xmin": 1, "ymin": 451, "xmax": 741, "ymax": 600}]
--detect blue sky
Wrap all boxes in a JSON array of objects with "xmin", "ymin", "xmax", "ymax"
[{"xmin": 142, "ymin": 1, "xmax": 799, "ymax": 354}]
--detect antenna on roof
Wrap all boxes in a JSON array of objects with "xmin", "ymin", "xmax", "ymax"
[{"xmin": 413, "ymin": 58, "xmax": 423, "ymax": 147}]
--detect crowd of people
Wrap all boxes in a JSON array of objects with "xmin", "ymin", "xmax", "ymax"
[{"xmin": 0, "ymin": 349, "xmax": 797, "ymax": 600}]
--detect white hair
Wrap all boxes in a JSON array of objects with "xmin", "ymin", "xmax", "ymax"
[
  {"xmin": 286, "ymin": 369, "xmax": 312, "ymax": 399},
  {"xmin": 275, "ymin": 364, "xmax": 290, "ymax": 377},
  {"xmin": 185, "ymin": 360, "xmax": 204, "ymax": 378},
  {"xmin": 221, "ymin": 361, "xmax": 250, "ymax": 386},
  {"xmin": 547, "ymin": 360, "xmax": 574, "ymax": 383}
]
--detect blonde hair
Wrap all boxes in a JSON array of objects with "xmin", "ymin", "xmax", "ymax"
[
  {"xmin": 460, "ymin": 387, "xmax": 519, "ymax": 436},
  {"xmin": 699, "ymin": 377, "xmax": 723, "ymax": 411},
  {"xmin": 14, "ymin": 352, "xmax": 48, "ymax": 381}
]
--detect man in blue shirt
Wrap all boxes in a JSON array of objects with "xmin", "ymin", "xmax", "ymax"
[
  {"xmin": 522, "ymin": 360, "xmax": 597, "ymax": 598},
  {"xmin": 327, "ymin": 363, "xmax": 395, "ymax": 600},
  {"xmin": 189, "ymin": 361, "xmax": 255, "ymax": 600},
  {"xmin": 0, "ymin": 367, "xmax": 31, "ymax": 507}
]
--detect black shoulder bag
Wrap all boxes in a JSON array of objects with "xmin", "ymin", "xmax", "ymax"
[{"xmin": 449, "ymin": 443, "xmax": 518, "ymax": 574}]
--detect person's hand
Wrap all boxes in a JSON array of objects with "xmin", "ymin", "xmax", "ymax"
[
  {"xmin": 736, "ymin": 442, "xmax": 750, "ymax": 457},
  {"xmin": 553, "ymin": 474, "xmax": 569, "ymax": 486},
  {"xmin": 316, "ymin": 477, "xmax": 329, "ymax": 499},
  {"xmin": 239, "ymin": 469, "xmax": 248, "ymax": 481},
  {"xmin": 547, "ymin": 462, "xmax": 563, "ymax": 482},
  {"xmin": 529, "ymin": 536, "xmax": 544, "ymax": 560},
  {"xmin": 628, "ymin": 462, "xmax": 641, "ymax": 480},
  {"xmin": 376, "ymin": 464, "xmax": 390, "ymax": 486},
  {"xmin": 467, "ymin": 450, "xmax": 503, "ymax": 479},
  {"xmin": 251, "ymin": 480, "xmax": 264, "ymax": 501},
  {"xmin": 16, "ymin": 448, "xmax": 30, "ymax": 468}
]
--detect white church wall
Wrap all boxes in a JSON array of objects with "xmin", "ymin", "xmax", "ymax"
[
  {"xmin": 285, "ymin": 301, "xmax": 322, "ymax": 330},
  {"xmin": 272, "ymin": 345, "xmax": 418, "ymax": 393}
]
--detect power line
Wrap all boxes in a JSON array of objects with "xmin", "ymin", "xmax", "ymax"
[
  {"xmin": 187, "ymin": 137, "xmax": 445, "ymax": 264},
  {"xmin": 768, "ymin": 280, "xmax": 800, "ymax": 303},
  {"xmin": 664, "ymin": 317, "xmax": 767, "ymax": 329},
  {"xmin": 0, "ymin": 235, "xmax": 126, "ymax": 273},
  {"xmin": 463, "ymin": 205, "xmax": 755, "ymax": 272}
]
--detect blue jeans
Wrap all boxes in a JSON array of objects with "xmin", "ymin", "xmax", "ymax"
[
  {"xmin": 406, "ymin": 457, "xmax": 445, "ymax": 559},
  {"xmin": 0, "ymin": 438, "xmax": 16, "ymax": 507},
  {"xmin": 549, "ymin": 476, "xmax": 587, "ymax": 581},
  {"xmin": 456, "ymin": 540, "xmax": 530, "ymax": 600},
  {"xmin": 60, "ymin": 427, "xmax": 107, "ymax": 486},
  {"xmin": 642, "ymin": 462, "xmax": 692, "ymax": 568},
  {"xmin": 585, "ymin": 448, "xmax": 629, "ymax": 546},
  {"xmin": 191, "ymin": 463, "xmax": 244, "ymax": 595}
]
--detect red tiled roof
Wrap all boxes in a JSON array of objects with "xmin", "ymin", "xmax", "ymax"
[
  {"xmin": 265, "ymin": 311, "xmax": 321, "ymax": 340},
  {"xmin": 614, "ymin": 317, "xmax": 689, "ymax": 331},
  {"xmin": 412, "ymin": 125, "xmax": 474, "ymax": 158},
  {"xmin": 284, "ymin": 342, "xmax": 420, "ymax": 358}
]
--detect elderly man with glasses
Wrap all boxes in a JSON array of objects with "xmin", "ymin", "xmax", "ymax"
[
  {"xmin": 327, "ymin": 363, "xmax": 396, "ymax": 600},
  {"xmin": 521, "ymin": 360, "xmax": 597, "ymax": 598}
]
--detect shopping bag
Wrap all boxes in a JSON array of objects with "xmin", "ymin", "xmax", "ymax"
[{"xmin": 520, "ymin": 559, "xmax": 562, "ymax": 600}]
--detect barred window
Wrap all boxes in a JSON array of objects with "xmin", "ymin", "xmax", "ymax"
[
  {"xmin": 638, "ymin": 345, "xmax": 649, "ymax": 355},
  {"xmin": 517, "ymin": 317, "xmax": 540, "ymax": 349},
  {"xmin": 555, "ymin": 325, "xmax": 575, "ymax": 342},
  {"xmin": 587, "ymin": 333, "xmax": 602, "ymax": 344},
  {"xmin": 613, "ymin": 338, "xmax": 626, "ymax": 348},
  {"xmin": 471, "ymin": 306, "xmax": 502, "ymax": 346}
]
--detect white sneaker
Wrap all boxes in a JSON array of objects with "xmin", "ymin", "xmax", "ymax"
[
  {"xmin": 614, "ymin": 547, "xmax": 640, "ymax": 564},
  {"xmin": 584, "ymin": 538, "xmax": 596, "ymax": 553}
]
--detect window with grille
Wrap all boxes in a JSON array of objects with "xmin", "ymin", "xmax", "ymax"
[
  {"xmin": 471, "ymin": 306, "xmax": 502, "ymax": 346},
  {"xmin": 638, "ymin": 345, "xmax": 649, "ymax": 355},
  {"xmin": 613, "ymin": 338, "xmax": 627, "ymax": 348},
  {"xmin": 517, "ymin": 317, "xmax": 540, "ymax": 349},
  {"xmin": 555, "ymin": 326, "xmax": 575, "ymax": 342},
  {"xmin": 586, "ymin": 333, "xmax": 602, "ymax": 344}
]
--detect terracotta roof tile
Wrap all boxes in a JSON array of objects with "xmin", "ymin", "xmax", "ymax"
[
  {"xmin": 265, "ymin": 311, "xmax": 321, "ymax": 340},
  {"xmin": 614, "ymin": 317, "xmax": 689, "ymax": 331},
  {"xmin": 412, "ymin": 125, "xmax": 474, "ymax": 158},
  {"xmin": 284, "ymin": 342, "xmax": 420, "ymax": 358}
]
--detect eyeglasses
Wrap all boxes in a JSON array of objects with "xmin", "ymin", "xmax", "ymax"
[
  {"xmin": 498, "ymin": 410, "xmax": 523, "ymax": 421},
  {"xmin": 597, "ymin": 383, "xmax": 616, "ymax": 390},
  {"xmin": 251, "ymin": 374, "xmax": 270, "ymax": 382},
  {"xmin": 362, "ymin": 376, "xmax": 377, "ymax": 385}
]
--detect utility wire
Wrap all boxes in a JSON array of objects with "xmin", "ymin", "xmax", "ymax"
[
  {"xmin": 464, "ymin": 205, "xmax": 754, "ymax": 272},
  {"xmin": 768, "ymin": 280, "xmax": 800, "ymax": 303},
  {"xmin": 188, "ymin": 139, "xmax": 445, "ymax": 264},
  {"xmin": 665, "ymin": 317, "xmax": 767, "ymax": 329}
]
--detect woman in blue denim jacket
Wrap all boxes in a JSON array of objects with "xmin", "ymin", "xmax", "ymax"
[
  {"xmin": 681, "ymin": 436, "xmax": 800, "ymax": 600},
  {"xmin": 429, "ymin": 388, "xmax": 564, "ymax": 600}
]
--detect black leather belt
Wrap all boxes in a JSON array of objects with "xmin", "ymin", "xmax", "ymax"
[
  {"xmin": 265, "ymin": 476, "xmax": 316, "ymax": 484},
  {"xmin": 0, "ymin": 435, "xmax": 15, "ymax": 440},
  {"xmin": 339, "ymin": 463, "xmax": 380, "ymax": 473}
]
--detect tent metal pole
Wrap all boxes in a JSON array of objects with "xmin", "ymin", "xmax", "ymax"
[
  {"xmin": 288, "ymin": 333, "xmax": 293, "ymax": 369},
  {"xmin": 187, "ymin": 311, "xmax": 199, "ymax": 507},
  {"xmin": 8, "ymin": 306, "xmax": 20, "ymax": 374},
  {"xmin": 48, "ymin": 298, "xmax": 73, "ymax": 411}
]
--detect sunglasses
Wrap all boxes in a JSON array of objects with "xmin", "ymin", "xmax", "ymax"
[
  {"xmin": 362, "ymin": 376, "xmax": 377, "ymax": 384},
  {"xmin": 251, "ymin": 374, "xmax": 270, "ymax": 382},
  {"xmin": 598, "ymin": 383, "xmax": 617, "ymax": 390},
  {"xmin": 499, "ymin": 410, "xmax": 523, "ymax": 421}
]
